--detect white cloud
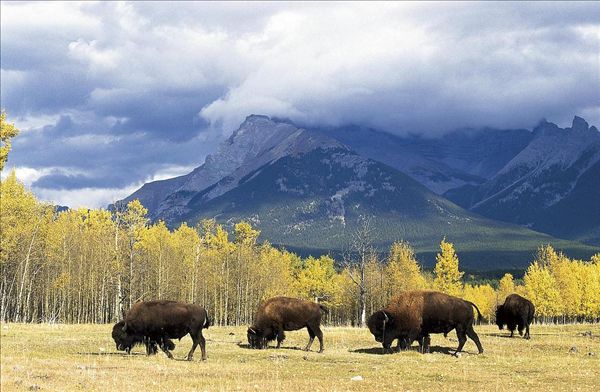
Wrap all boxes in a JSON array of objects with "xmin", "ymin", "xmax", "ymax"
[
  {"xmin": 9, "ymin": 167, "xmax": 54, "ymax": 186},
  {"xmin": 2, "ymin": 1, "xmax": 599, "ymax": 206},
  {"xmin": 148, "ymin": 165, "xmax": 196, "ymax": 182},
  {"xmin": 33, "ymin": 185, "xmax": 140, "ymax": 209}
]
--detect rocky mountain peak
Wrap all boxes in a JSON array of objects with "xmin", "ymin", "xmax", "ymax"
[{"xmin": 571, "ymin": 115, "xmax": 589, "ymax": 132}]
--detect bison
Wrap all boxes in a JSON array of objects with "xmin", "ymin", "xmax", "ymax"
[
  {"xmin": 367, "ymin": 290, "xmax": 484, "ymax": 355},
  {"xmin": 496, "ymin": 293, "xmax": 535, "ymax": 339},
  {"xmin": 247, "ymin": 297, "xmax": 328, "ymax": 353},
  {"xmin": 115, "ymin": 300, "xmax": 210, "ymax": 361},
  {"xmin": 112, "ymin": 320, "xmax": 175, "ymax": 355}
]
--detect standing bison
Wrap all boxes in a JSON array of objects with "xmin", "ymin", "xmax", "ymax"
[
  {"xmin": 367, "ymin": 290, "xmax": 484, "ymax": 355},
  {"xmin": 114, "ymin": 300, "xmax": 210, "ymax": 361},
  {"xmin": 247, "ymin": 297, "xmax": 328, "ymax": 353},
  {"xmin": 496, "ymin": 293, "xmax": 535, "ymax": 339}
]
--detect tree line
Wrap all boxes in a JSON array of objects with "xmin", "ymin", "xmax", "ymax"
[{"xmin": 1, "ymin": 171, "xmax": 599, "ymax": 325}]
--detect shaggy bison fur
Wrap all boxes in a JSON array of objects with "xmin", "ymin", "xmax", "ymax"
[
  {"xmin": 367, "ymin": 290, "xmax": 484, "ymax": 355},
  {"xmin": 116, "ymin": 300, "xmax": 210, "ymax": 360},
  {"xmin": 496, "ymin": 293, "xmax": 535, "ymax": 339},
  {"xmin": 247, "ymin": 297, "xmax": 328, "ymax": 353}
]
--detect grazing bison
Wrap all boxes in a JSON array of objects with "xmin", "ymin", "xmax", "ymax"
[
  {"xmin": 247, "ymin": 297, "xmax": 328, "ymax": 353},
  {"xmin": 496, "ymin": 293, "xmax": 535, "ymax": 339},
  {"xmin": 112, "ymin": 321, "xmax": 175, "ymax": 355},
  {"xmin": 116, "ymin": 300, "xmax": 210, "ymax": 361},
  {"xmin": 367, "ymin": 290, "xmax": 484, "ymax": 355}
]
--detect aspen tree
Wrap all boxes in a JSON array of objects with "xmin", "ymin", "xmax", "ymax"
[
  {"xmin": 433, "ymin": 239, "xmax": 464, "ymax": 296},
  {"xmin": 385, "ymin": 240, "xmax": 426, "ymax": 295},
  {"xmin": 0, "ymin": 111, "xmax": 19, "ymax": 171},
  {"xmin": 497, "ymin": 273, "xmax": 516, "ymax": 303}
]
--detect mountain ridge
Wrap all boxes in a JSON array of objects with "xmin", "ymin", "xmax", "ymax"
[{"xmin": 115, "ymin": 114, "xmax": 600, "ymax": 268}]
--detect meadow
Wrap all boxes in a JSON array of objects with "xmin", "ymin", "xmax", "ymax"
[{"xmin": 1, "ymin": 323, "xmax": 599, "ymax": 391}]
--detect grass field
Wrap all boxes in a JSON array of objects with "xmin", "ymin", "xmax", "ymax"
[{"xmin": 1, "ymin": 323, "xmax": 599, "ymax": 391}]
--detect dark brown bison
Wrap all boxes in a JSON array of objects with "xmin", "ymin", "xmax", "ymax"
[
  {"xmin": 247, "ymin": 297, "xmax": 328, "ymax": 353},
  {"xmin": 367, "ymin": 290, "xmax": 484, "ymax": 355},
  {"xmin": 112, "ymin": 321, "xmax": 175, "ymax": 355},
  {"xmin": 116, "ymin": 300, "xmax": 210, "ymax": 361},
  {"xmin": 496, "ymin": 293, "xmax": 535, "ymax": 339}
]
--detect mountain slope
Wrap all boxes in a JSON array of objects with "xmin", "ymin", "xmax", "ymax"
[
  {"xmin": 317, "ymin": 125, "xmax": 532, "ymax": 194},
  {"xmin": 117, "ymin": 115, "xmax": 600, "ymax": 269},
  {"xmin": 445, "ymin": 117, "xmax": 600, "ymax": 245},
  {"xmin": 119, "ymin": 115, "xmax": 341, "ymax": 222},
  {"xmin": 181, "ymin": 147, "xmax": 598, "ymax": 270}
]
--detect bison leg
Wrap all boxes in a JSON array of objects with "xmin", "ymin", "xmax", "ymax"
[
  {"xmin": 454, "ymin": 326, "xmax": 468, "ymax": 356},
  {"xmin": 394, "ymin": 338, "xmax": 403, "ymax": 352},
  {"xmin": 314, "ymin": 326, "xmax": 324, "ymax": 353},
  {"xmin": 466, "ymin": 325, "xmax": 484, "ymax": 354},
  {"xmin": 276, "ymin": 330, "xmax": 285, "ymax": 349},
  {"xmin": 144, "ymin": 337, "xmax": 159, "ymax": 356},
  {"xmin": 198, "ymin": 332, "xmax": 207, "ymax": 361},
  {"xmin": 159, "ymin": 341, "xmax": 174, "ymax": 359},
  {"xmin": 304, "ymin": 327, "xmax": 316, "ymax": 351},
  {"xmin": 418, "ymin": 334, "xmax": 431, "ymax": 354},
  {"xmin": 306, "ymin": 324, "xmax": 324, "ymax": 353},
  {"xmin": 524, "ymin": 323, "xmax": 531, "ymax": 340},
  {"xmin": 187, "ymin": 329, "xmax": 207, "ymax": 361}
]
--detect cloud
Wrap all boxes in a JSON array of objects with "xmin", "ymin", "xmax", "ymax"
[
  {"xmin": 199, "ymin": 2, "xmax": 600, "ymax": 133},
  {"xmin": 1, "ymin": 2, "xmax": 599, "ymax": 207}
]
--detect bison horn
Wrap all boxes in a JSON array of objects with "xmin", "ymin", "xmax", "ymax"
[
  {"xmin": 248, "ymin": 328, "xmax": 256, "ymax": 334},
  {"xmin": 382, "ymin": 311, "xmax": 389, "ymax": 323},
  {"xmin": 122, "ymin": 323, "xmax": 128, "ymax": 332}
]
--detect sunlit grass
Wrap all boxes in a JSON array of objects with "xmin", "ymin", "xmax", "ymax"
[{"xmin": 1, "ymin": 323, "xmax": 599, "ymax": 391}]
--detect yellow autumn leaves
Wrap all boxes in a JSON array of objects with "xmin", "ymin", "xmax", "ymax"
[{"xmin": 1, "ymin": 171, "xmax": 599, "ymax": 324}]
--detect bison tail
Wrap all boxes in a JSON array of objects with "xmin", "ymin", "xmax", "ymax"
[
  {"xmin": 203, "ymin": 313, "xmax": 211, "ymax": 329},
  {"xmin": 319, "ymin": 304, "xmax": 329, "ymax": 315},
  {"xmin": 466, "ymin": 301, "xmax": 483, "ymax": 323}
]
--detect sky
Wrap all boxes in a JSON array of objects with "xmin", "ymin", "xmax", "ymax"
[{"xmin": 1, "ymin": 1, "xmax": 599, "ymax": 208}]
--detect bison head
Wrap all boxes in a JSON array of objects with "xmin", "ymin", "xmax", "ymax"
[
  {"xmin": 112, "ymin": 321, "xmax": 138, "ymax": 352},
  {"xmin": 367, "ymin": 310, "xmax": 394, "ymax": 349},
  {"xmin": 495, "ymin": 305, "xmax": 506, "ymax": 330},
  {"xmin": 247, "ymin": 326, "xmax": 269, "ymax": 349}
]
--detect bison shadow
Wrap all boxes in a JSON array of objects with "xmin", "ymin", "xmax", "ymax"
[
  {"xmin": 484, "ymin": 333, "xmax": 521, "ymax": 339},
  {"xmin": 77, "ymin": 352, "xmax": 148, "ymax": 356},
  {"xmin": 351, "ymin": 345, "xmax": 462, "ymax": 356},
  {"xmin": 236, "ymin": 343, "xmax": 310, "ymax": 352}
]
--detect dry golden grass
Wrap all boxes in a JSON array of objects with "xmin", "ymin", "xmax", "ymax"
[{"xmin": 1, "ymin": 323, "xmax": 599, "ymax": 391}]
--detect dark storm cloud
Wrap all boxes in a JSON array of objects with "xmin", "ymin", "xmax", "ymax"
[{"xmin": 1, "ymin": 1, "xmax": 599, "ymax": 207}]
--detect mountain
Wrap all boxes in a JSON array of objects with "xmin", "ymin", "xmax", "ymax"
[
  {"xmin": 117, "ymin": 115, "xmax": 599, "ymax": 270},
  {"xmin": 445, "ymin": 117, "xmax": 600, "ymax": 245},
  {"xmin": 119, "ymin": 115, "xmax": 341, "ymax": 223},
  {"xmin": 317, "ymin": 125, "xmax": 533, "ymax": 194}
]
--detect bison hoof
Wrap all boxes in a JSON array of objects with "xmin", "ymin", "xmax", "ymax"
[{"xmin": 186, "ymin": 356, "xmax": 193, "ymax": 361}]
